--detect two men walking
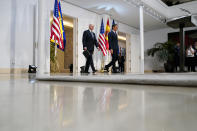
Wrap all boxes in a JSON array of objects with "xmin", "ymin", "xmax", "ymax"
[{"xmin": 82, "ymin": 24, "xmax": 119, "ymax": 74}]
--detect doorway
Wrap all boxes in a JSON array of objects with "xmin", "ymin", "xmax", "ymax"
[
  {"xmin": 50, "ymin": 14, "xmax": 77, "ymax": 74},
  {"xmin": 118, "ymin": 32, "xmax": 131, "ymax": 73}
]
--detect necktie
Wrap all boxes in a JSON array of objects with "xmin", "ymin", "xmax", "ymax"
[
  {"xmin": 91, "ymin": 32, "xmax": 94, "ymax": 38},
  {"xmin": 115, "ymin": 31, "xmax": 117, "ymax": 36}
]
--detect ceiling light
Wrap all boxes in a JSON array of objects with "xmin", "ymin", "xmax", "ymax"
[
  {"xmin": 63, "ymin": 21, "xmax": 73, "ymax": 28},
  {"xmin": 97, "ymin": 5, "xmax": 105, "ymax": 10},
  {"xmin": 118, "ymin": 35, "xmax": 126, "ymax": 41},
  {"xmin": 105, "ymin": 6, "xmax": 112, "ymax": 11}
]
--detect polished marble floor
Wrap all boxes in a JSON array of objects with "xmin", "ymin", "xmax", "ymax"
[{"xmin": 0, "ymin": 74, "xmax": 197, "ymax": 131}]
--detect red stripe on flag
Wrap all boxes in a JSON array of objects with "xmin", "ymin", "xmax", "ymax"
[{"xmin": 98, "ymin": 34, "xmax": 107, "ymax": 56}]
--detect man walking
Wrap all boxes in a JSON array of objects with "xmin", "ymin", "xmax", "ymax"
[
  {"xmin": 82, "ymin": 24, "xmax": 99, "ymax": 73},
  {"xmin": 104, "ymin": 24, "xmax": 119, "ymax": 73}
]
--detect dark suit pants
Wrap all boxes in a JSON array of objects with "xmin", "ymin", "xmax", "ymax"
[
  {"xmin": 85, "ymin": 52, "xmax": 96, "ymax": 72},
  {"xmin": 106, "ymin": 51, "xmax": 118, "ymax": 71}
]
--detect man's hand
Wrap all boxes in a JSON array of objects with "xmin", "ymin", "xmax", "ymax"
[
  {"xmin": 84, "ymin": 47, "xmax": 87, "ymax": 51},
  {"xmin": 97, "ymin": 47, "xmax": 100, "ymax": 51},
  {"xmin": 111, "ymin": 49, "xmax": 113, "ymax": 54}
]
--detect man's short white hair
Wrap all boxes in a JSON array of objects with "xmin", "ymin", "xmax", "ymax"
[{"xmin": 89, "ymin": 24, "xmax": 94, "ymax": 27}]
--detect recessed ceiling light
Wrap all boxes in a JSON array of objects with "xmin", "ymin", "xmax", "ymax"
[{"xmin": 105, "ymin": 6, "xmax": 112, "ymax": 11}]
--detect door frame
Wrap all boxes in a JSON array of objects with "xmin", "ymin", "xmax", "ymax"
[
  {"xmin": 126, "ymin": 33, "xmax": 131, "ymax": 73},
  {"xmin": 73, "ymin": 17, "xmax": 78, "ymax": 74}
]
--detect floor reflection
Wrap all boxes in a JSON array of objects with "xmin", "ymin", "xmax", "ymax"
[{"xmin": 0, "ymin": 74, "xmax": 197, "ymax": 131}]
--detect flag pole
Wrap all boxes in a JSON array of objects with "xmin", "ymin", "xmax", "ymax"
[
  {"xmin": 101, "ymin": 52, "xmax": 104, "ymax": 72},
  {"xmin": 54, "ymin": 38, "xmax": 57, "ymax": 57},
  {"xmin": 55, "ymin": 44, "xmax": 57, "ymax": 57}
]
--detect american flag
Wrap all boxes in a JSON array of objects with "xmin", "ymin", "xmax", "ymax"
[
  {"xmin": 98, "ymin": 19, "xmax": 107, "ymax": 56},
  {"xmin": 50, "ymin": 0, "xmax": 66, "ymax": 51}
]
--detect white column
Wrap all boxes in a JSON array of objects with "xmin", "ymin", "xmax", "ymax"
[
  {"xmin": 10, "ymin": 0, "xmax": 17, "ymax": 73},
  {"xmin": 33, "ymin": 4, "xmax": 37, "ymax": 66},
  {"xmin": 139, "ymin": 6, "xmax": 144, "ymax": 74},
  {"xmin": 37, "ymin": 0, "xmax": 51, "ymax": 75},
  {"xmin": 126, "ymin": 34, "xmax": 131, "ymax": 73}
]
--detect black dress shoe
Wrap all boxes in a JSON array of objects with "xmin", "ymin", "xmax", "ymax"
[
  {"xmin": 84, "ymin": 71, "xmax": 90, "ymax": 74},
  {"xmin": 104, "ymin": 66, "xmax": 109, "ymax": 72},
  {"xmin": 93, "ymin": 70, "xmax": 98, "ymax": 73},
  {"xmin": 112, "ymin": 69, "xmax": 119, "ymax": 73}
]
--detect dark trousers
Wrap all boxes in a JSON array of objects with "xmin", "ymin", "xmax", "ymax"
[
  {"xmin": 174, "ymin": 56, "xmax": 180, "ymax": 72},
  {"xmin": 188, "ymin": 66, "xmax": 195, "ymax": 72},
  {"xmin": 85, "ymin": 51, "xmax": 96, "ymax": 72},
  {"xmin": 119, "ymin": 64, "xmax": 124, "ymax": 72},
  {"xmin": 186, "ymin": 57, "xmax": 195, "ymax": 72},
  {"xmin": 106, "ymin": 50, "xmax": 118, "ymax": 71}
]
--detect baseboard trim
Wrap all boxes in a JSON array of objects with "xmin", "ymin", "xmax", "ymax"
[
  {"xmin": 144, "ymin": 70, "xmax": 153, "ymax": 73},
  {"xmin": 0, "ymin": 68, "xmax": 28, "ymax": 74},
  {"xmin": 0, "ymin": 68, "xmax": 10, "ymax": 74}
]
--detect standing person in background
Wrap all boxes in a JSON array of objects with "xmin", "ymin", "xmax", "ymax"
[
  {"xmin": 174, "ymin": 42, "xmax": 180, "ymax": 72},
  {"xmin": 186, "ymin": 44, "xmax": 195, "ymax": 72},
  {"xmin": 120, "ymin": 55, "xmax": 125, "ymax": 73},
  {"xmin": 82, "ymin": 24, "xmax": 99, "ymax": 74},
  {"xmin": 104, "ymin": 24, "xmax": 119, "ymax": 73},
  {"xmin": 118, "ymin": 50, "xmax": 125, "ymax": 73},
  {"xmin": 118, "ymin": 53, "xmax": 121, "ymax": 72}
]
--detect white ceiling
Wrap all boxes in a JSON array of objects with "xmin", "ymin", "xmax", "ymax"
[
  {"xmin": 62, "ymin": 0, "xmax": 197, "ymax": 31},
  {"xmin": 142, "ymin": 0, "xmax": 197, "ymax": 18}
]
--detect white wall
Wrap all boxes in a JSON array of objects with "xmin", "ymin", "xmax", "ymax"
[
  {"xmin": 144, "ymin": 28, "xmax": 174, "ymax": 71},
  {"xmin": 0, "ymin": 0, "xmax": 11, "ymax": 68},
  {"xmin": 144, "ymin": 27, "xmax": 197, "ymax": 71},
  {"xmin": 0, "ymin": 0, "xmax": 36, "ymax": 69},
  {"xmin": 15, "ymin": 1, "xmax": 35, "ymax": 68}
]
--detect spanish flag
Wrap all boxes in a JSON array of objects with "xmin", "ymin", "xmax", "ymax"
[{"xmin": 105, "ymin": 18, "xmax": 110, "ymax": 51}]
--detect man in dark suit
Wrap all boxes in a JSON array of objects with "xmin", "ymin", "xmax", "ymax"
[
  {"xmin": 82, "ymin": 24, "xmax": 99, "ymax": 73},
  {"xmin": 104, "ymin": 24, "xmax": 119, "ymax": 73}
]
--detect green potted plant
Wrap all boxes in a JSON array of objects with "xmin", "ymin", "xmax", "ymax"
[{"xmin": 147, "ymin": 41, "xmax": 176, "ymax": 72}]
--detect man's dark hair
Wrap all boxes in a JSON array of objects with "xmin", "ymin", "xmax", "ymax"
[{"xmin": 112, "ymin": 24, "xmax": 118, "ymax": 29}]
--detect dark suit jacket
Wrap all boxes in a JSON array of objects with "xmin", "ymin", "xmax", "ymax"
[
  {"xmin": 82, "ymin": 30, "xmax": 98, "ymax": 52},
  {"xmin": 108, "ymin": 31, "xmax": 119, "ymax": 51}
]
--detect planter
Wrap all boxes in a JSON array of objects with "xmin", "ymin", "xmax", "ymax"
[
  {"xmin": 147, "ymin": 41, "xmax": 176, "ymax": 73},
  {"xmin": 164, "ymin": 62, "xmax": 175, "ymax": 72}
]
